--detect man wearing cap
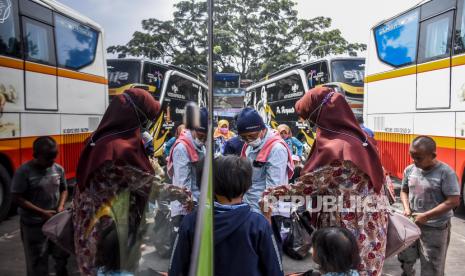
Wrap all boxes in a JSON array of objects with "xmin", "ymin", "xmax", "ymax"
[
  {"xmin": 237, "ymin": 107, "xmax": 294, "ymax": 213},
  {"xmin": 167, "ymin": 107, "xmax": 208, "ymax": 202}
]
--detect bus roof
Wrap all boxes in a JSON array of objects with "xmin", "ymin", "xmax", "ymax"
[
  {"xmin": 107, "ymin": 58, "xmax": 201, "ymax": 79},
  {"xmin": 370, "ymin": 0, "xmax": 430, "ymax": 30},
  {"xmin": 35, "ymin": 0, "xmax": 103, "ymax": 30},
  {"xmin": 266, "ymin": 56, "xmax": 365, "ymax": 79}
]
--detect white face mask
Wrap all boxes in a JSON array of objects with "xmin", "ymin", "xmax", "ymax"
[
  {"xmin": 194, "ymin": 137, "xmax": 205, "ymax": 147},
  {"xmin": 247, "ymin": 137, "xmax": 262, "ymax": 148}
]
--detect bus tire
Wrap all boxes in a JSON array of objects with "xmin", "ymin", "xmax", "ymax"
[{"xmin": 0, "ymin": 164, "xmax": 12, "ymax": 222}]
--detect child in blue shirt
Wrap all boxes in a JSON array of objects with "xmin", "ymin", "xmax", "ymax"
[{"xmin": 169, "ymin": 155, "xmax": 283, "ymax": 276}]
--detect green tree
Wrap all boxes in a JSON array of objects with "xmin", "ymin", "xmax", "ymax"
[
  {"xmin": 107, "ymin": 0, "xmax": 207, "ymax": 75},
  {"xmin": 108, "ymin": 0, "xmax": 366, "ymax": 80}
]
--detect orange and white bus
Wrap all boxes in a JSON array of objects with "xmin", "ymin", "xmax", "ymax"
[
  {"xmin": 0, "ymin": 0, "xmax": 107, "ymax": 221},
  {"xmin": 364, "ymin": 0, "xmax": 465, "ymax": 204}
]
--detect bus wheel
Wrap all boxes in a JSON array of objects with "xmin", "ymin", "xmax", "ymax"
[{"xmin": 0, "ymin": 165, "xmax": 12, "ymax": 223}]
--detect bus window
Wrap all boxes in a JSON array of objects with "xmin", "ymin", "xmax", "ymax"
[
  {"xmin": 304, "ymin": 62, "xmax": 329, "ymax": 89},
  {"xmin": 167, "ymin": 74, "xmax": 202, "ymax": 103},
  {"xmin": 455, "ymin": 0, "xmax": 465, "ymax": 55},
  {"xmin": 374, "ymin": 9, "xmax": 419, "ymax": 67},
  {"xmin": 108, "ymin": 60, "xmax": 141, "ymax": 89},
  {"xmin": 142, "ymin": 62, "xmax": 167, "ymax": 94},
  {"xmin": 331, "ymin": 59, "xmax": 365, "ymax": 87},
  {"xmin": 22, "ymin": 17, "xmax": 56, "ymax": 65},
  {"xmin": 0, "ymin": 0, "xmax": 20, "ymax": 58},
  {"xmin": 55, "ymin": 14, "xmax": 98, "ymax": 70},
  {"xmin": 418, "ymin": 11, "xmax": 454, "ymax": 63}
]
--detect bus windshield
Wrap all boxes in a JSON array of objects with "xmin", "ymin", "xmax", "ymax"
[
  {"xmin": 108, "ymin": 60, "xmax": 141, "ymax": 88},
  {"xmin": 331, "ymin": 59, "xmax": 365, "ymax": 87}
]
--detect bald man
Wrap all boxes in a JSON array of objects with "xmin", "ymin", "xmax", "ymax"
[{"xmin": 398, "ymin": 136, "xmax": 460, "ymax": 276}]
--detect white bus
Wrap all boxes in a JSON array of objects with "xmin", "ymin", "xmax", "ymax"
[
  {"xmin": 245, "ymin": 57, "xmax": 365, "ymax": 145},
  {"xmin": 364, "ymin": 0, "xmax": 465, "ymax": 203},
  {"xmin": 0, "ymin": 0, "xmax": 107, "ymax": 221}
]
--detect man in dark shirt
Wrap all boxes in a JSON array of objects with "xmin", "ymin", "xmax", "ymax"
[{"xmin": 11, "ymin": 136, "xmax": 69, "ymax": 276}]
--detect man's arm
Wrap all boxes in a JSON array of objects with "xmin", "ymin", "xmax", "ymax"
[
  {"xmin": 414, "ymin": 169, "xmax": 461, "ymax": 224},
  {"xmin": 57, "ymin": 190, "xmax": 68, "ymax": 212},
  {"xmin": 172, "ymin": 144, "xmax": 191, "ymax": 188},
  {"xmin": 400, "ymin": 189, "xmax": 411, "ymax": 217},
  {"xmin": 13, "ymin": 194, "xmax": 56, "ymax": 220},
  {"xmin": 400, "ymin": 167, "xmax": 412, "ymax": 216},
  {"xmin": 57, "ymin": 168, "xmax": 68, "ymax": 212},
  {"xmin": 413, "ymin": 196, "xmax": 460, "ymax": 225},
  {"xmin": 11, "ymin": 167, "xmax": 56, "ymax": 219},
  {"xmin": 265, "ymin": 144, "xmax": 289, "ymax": 187}
]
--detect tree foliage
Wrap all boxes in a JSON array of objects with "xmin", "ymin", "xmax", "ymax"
[{"xmin": 108, "ymin": 0, "xmax": 366, "ymax": 80}]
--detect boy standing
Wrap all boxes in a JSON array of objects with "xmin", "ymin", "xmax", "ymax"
[
  {"xmin": 169, "ymin": 155, "xmax": 283, "ymax": 276},
  {"xmin": 399, "ymin": 136, "xmax": 460, "ymax": 276},
  {"xmin": 11, "ymin": 136, "xmax": 69, "ymax": 276}
]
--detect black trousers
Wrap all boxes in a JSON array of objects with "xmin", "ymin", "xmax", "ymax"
[{"xmin": 20, "ymin": 221, "xmax": 70, "ymax": 276}]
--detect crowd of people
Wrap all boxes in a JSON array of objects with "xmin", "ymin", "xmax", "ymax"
[{"xmin": 10, "ymin": 87, "xmax": 460, "ymax": 276}]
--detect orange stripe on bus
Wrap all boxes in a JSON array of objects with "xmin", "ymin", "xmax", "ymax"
[
  {"xmin": 364, "ymin": 65, "xmax": 416, "ymax": 83},
  {"xmin": 25, "ymin": 62, "xmax": 57, "ymax": 76},
  {"xmin": 417, "ymin": 58, "xmax": 450, "ymax": 74},
  {"xmin": 1, "ymin": 56, "xmax": 107, "ymax": 85},
  {"xmin": 0, "ymin": 134, "xmax": 90, "ymax": 149},
  {"xmin": 0, "ymin": 139, "xmax": 21, "ymax": 151},
  {"xmin": 0, "ymin": 56, "xmax": 24, "ymax": 70},
  {"xmin": 452, "ymin": 54, "xmax": 465, "ymax": 67},
  {"xmin": 58, "ymin": 68, "xmax": 108, "ymax": 85},
  {"xmin": 365, "ymin": 55, "xmax": 465, "ymax": 84}
]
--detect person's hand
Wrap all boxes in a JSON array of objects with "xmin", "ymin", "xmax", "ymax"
[
  {"xmin": 403, "ymin": 207, "xmax": 412, "ymax": 217},
  {"xmin": 412, "ymin": 212, "xmax": 429, "ymax": 225},
  {"xmin": 57, "ymin": 205, "xmax": 65, "ymax": 213},
  {"xmin": 259, "ymin": 199, "xmax": 273, "ymax": 224},
  {"xmin": 41, "ymin": 210, "xmax": 57, "ymax": 220}
]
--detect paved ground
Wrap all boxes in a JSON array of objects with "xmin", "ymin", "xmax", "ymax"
[{"xmin": 1, "ymin": 209, "xmax": 464, "ymax": 275}]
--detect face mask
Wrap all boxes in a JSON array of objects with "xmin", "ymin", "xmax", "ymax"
[
  {"xmin": 247, "ymin": 137, "xmax": 262, "ymax": 148},
  {"xmin": 141, "ymin": 131, "xmax": 153, "ymax": 147},
  {"xmin": 220, "ymin": 128, "xmax": 228, "ymax": 134},
  {"xmin": 194, "ymin": 137, "xmax": 205, "ymax": 147}
]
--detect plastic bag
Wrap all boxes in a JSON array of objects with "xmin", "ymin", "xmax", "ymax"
[
  {"xmin": 152, "ymin": 204, "xmax": 183, "ymax": 258},
  {"xmin": 283, "ymin": 211, "xmax": 313, "ymax": 260}
]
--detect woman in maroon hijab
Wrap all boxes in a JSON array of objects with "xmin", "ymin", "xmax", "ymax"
[
  {"xmin": 296, "ymin": 87, "xmax": 387, "ymax": 276},
  {"xmin": 264, "ymin": 87, "xmax": 388, "ymax": 276},
  {"xmin": 73, "ymin": 88, "xmax": 163, "ymax": 275}
]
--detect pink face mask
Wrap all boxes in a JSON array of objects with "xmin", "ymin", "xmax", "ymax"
[{"xmin": 220, "ymin": 127, "xmax": 229, "ymax": 134}]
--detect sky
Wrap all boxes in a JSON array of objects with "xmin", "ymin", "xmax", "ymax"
[{"xmin": 59, "ymin": 0, "xmax": 421, "ymax": 55}]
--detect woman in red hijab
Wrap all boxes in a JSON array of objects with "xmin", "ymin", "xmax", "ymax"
[
  {"xmin": 296, "ymin": 87, "xmax": 387, "ymax": 276},
  {"xmin": 263, "ymin": 87, "xmax": 388, "ymax": 276},
  {"xmin": 73, "ymin": 89, "xmax": 193, "ymax": 275}
]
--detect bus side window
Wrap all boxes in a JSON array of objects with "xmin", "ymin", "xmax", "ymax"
[
  {"xmin": 455, "ymin": 0, "xmax": 465, "ymax": 55},
  {"xmin": 0, "ymin": 0, "xmax": 21, "ymax": 58},
  {"xmin": 22, "ymin": 17, "xmax": 56, "ymax": 66},
  {"xmin": 417, "ymin": 11, "xmax": 454, "ymax": 63},
  {"xmin": 374, "ymin": 9, "xmax": 420, "ymax": 67},
  {"xmin": 54, "ymin": 14, "xmax": 98, "ymax": 70}
]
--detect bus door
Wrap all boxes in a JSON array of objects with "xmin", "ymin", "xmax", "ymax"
[
  {"xmin": 416, "ymin": 3, "xmax": 455, "ymax": 109},
  {"xmin": 20, "ymin": 1, "xmax": 58, "ymax": 111}
]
